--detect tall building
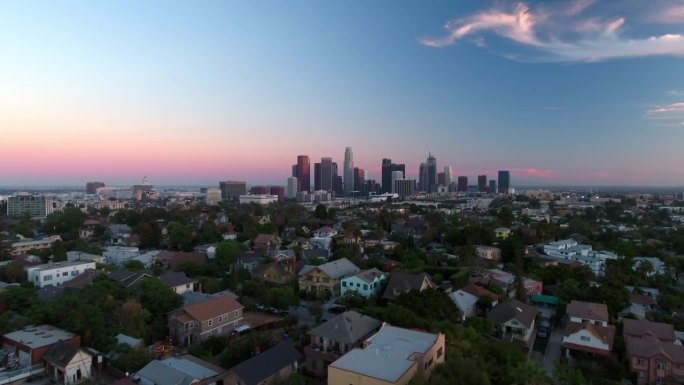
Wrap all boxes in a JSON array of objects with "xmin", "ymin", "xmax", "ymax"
[
  {"xmin": 321, "ymin": 157, "xmax": 333, "ymax": 191},
  {"xmin": 85, "ymin": 181, "xmax": 105, "ymax": 194},
  {"xmin": 205, "ymin": 188, "xmax": 221, "ymax": 205},
  {"xmin": 314, "ymin": 162, "xmax": 322, "ymax": 191},
  {"xmin": 381, "ymin": 159, "xmax": 405, "ymax": 194},
  {"xmin": 457, "ymin": 176, "xmax": 468, "ymax": 192},
  {"xmin": 296, "ymin": 155, "xmax": 311, "ymax": 192},
  {"xmin": 291, "ymin": 165, "xmax": 298, "ymax": 178},
  {"xmin": 395, "ymin": 179, "xmax": 416, "ymax": 198},
  {"xmin": 219, "ymin": 181, "xmax": 247, "ymax": 201},
  {"xmin": 478, "ymin": 175, "xmax": 487, "ymax": 192},
  {"xmin": 286, "ymin": 177, "xmax": 298, "ymax": 199},
  {"xmin": 353, "ymin": 167, "xmax": 365, "ymax": 196},
  {"xmin": 7, "ymin": 194, "xmax": 54, "ymax": 218},
  {"xmin": 332, "ymin": 162, "xmax": 343, "ymax": 195},
  {"xmin": 437, "ymin": 172, "xmax": 445, "ymax": 187},
  {"xmin": 391, "ymin": 171, "xmax": 403, "ymax": 194},
  {"xmin": 344, "ymin": 147, "xmax": 354, "ymax": 195},
  {"xmin": 444, "ymin": 166, "xmax": 452, "ymax": 187},
  {"xmin": 270, "ymin": 186, "xmax": 285, "ymax": 201},
  {"xmin": 489, "ymin": 180, "xmax": 497, "ymax": 194},
  {"xmin": 419, "ymin": 153, "xmax": 437, "ymax": 193},
  {"xmin": 498, "ymin": 170, "xmax": 510, "ymax": 194}
]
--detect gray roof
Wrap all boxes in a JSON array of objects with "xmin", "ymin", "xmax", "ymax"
[
  {"xmin": 315, "ymin": 258, "xmax": 359, "ymax": 279},
  {"xmin": 108, "ymin": 269, "xmax": 154, "ymax": 288},
  {"xmin": 181, "ymin": 291, "xmax": 239, "ymax": 307},
  {"xmin": 43, "ymin": 340, "xmax": 83, "ymax": 368},
  {"xmin": 382, "ymin": 272, "xmax": 435, "ymax": 300},
  {"xmin": 301, "ymin": 249, "xmax": 329, "ymax": 261},
  {"xmin": 487, "ymin": 300, "xmax": 537, "ymax": 329},
  {"xmin": 159, "ymin": 271, "xmax": 196, "ymax": 288},
  {"xmin": 4, "ymin": 325, "xmax": 76, "ymax": 348},
  {"xmin": 230, "ymin": 342, "xmax": 301, "ymax": 385},
  {"xmin": 115, "ymin": 333, "xmax": 144, "ymax": 348},
  {"xmin": 308, "ymin": 311, "xmax": 381, "ymax": 344},
  {"xmin": 136, "ymin": 356, "xmax": 221, "ymax": 385},
  {"xmin": 330, "ymin": 324, "xmax": 440, "ymax": 383}
]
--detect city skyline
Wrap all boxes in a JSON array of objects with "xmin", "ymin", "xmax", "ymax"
[{"xmin": 2, "ymin": 1, "xmax": 683, "ymax": 186}]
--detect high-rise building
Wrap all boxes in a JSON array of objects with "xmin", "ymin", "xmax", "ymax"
[
  {"xmin": 85, "ymin": 181, "xmax": 105, "ymax": 194},
  {"xmin": 286, "ymin": 177, "xmax": 298, "ymax": 199},
  {"xmin": 296, "ymin": 155, "xmax": 311, "ymax": 192},
  {"xmin": 419, "ymin": 153, "xmax": 437, "ymax": 193},
  {"xmin": 291, "ymin": 165, "xmax": 298, "ymax": 178},
  {"xmin": 365, "ymin": 180, "xmax": 379, "ymax": 195},
  {"xmin": 205, "ymin": 188, "xmax": 222, "ymax": 205},
  {"xmin": 314, "ymin": 162, "xmax": 322, "ymax": 191},
  {"xmin": 344, "ymin": 147, "xmax": 354, "ymax": 195},
  {"xmin": 394, "ymin": 179, "xmax": 416, "ymax": 199},
  {"xmin": 353, "ymin": 167, "xmax": 365, "ymax": 196},
  {"xmin": 437, "ymin": 172, "xmax": 445, "ymax": 187},
  {"xmin": 478, "ymin": 175, "xmax": 487, "ymax": 192},
  {"xmin": 444, "ymin": 166, "xmax": 452, "ymax": 187},
  {"xmin": 498, "ymin": 170, "xmax": 510, "ymax": 194},
  {"xmin": 457, "ymin": 176, "xmax": 468, "ymax": 192},
  {"xmin": 270, "ymin": 186, "xmax": 285, "ymax": 201},
  {"xmin": 321, "ymin": 157, "xmax": 333, "ymax": 191},
  {"xmin": 391, "ymin": 171, "xmax": 403, "ymax": 194},
  {"xmin": 489, "ymin": 180, "xmax": 497, "ymax": 194},
  {"xmin": 7, "ymin": 194, "xmax": 54, "ymax": 218},
  {"xmin": 219, "ymin": 181, "xmax": 247, "ymax": 201},
  {"xmin": 381, "ymin": 159, "xmax": 405, "ymax": 193}
]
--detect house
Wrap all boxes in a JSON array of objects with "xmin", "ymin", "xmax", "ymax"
[
  {"xmin": 43, "ymin": 340, "xmax": 93, "ymax": 385},
  {"xmin": 159, "ymin": 271, "xmax": 199, "ymax": 294},
  {"xmin": 156, "ymin": 251, "xmax": 207, "ymax": 270},
  {"xmin": 299, "ymin": 258, "xmax": 360, "ymax": 296},
  {"xmin": 340, "ymin": 269, "xmax": 386, "ymax": 299},
  {"xmin": 313, "ymin": 226, "xmax": 338, "ymax": 238},
  {"xmin": 253, "ymin": 234, "xmax": 281, "ymax": 254},
  {"xmin": 10, "ymin": 235, "xmax": 62, "ymax": 256},
  {"xmin": 304, "ymin": 311, "xmax": 382, "ymax": 377},
  {"xmin": 270, "ymin": 249, "xmax": 296, "ymax": 262},
  {"xmin": 476, "ymin": 245, "xmax": 502, "ymax": 261},
  {"xmin": 135, "ymin": 355, "xmax": 228, "ymax": 385},
  {"xmin": 301, "ymin": 248, "xmax": 329, "ymax": 263},
  {"xmin": 2, "ymin": 325, "xmax": 81, "ymax": 365},
  {"xmin": 253, "ymin": 259, "xmax": 300, "ymax": 285},
  {"xmin": 562, "ymin": 301, "xmax": 614, "ymax": 357},
  {"xmin": 115, "ymin": 333, "xmax": 145, "ymax": 349},
  {"xmin": 168, "ymin": 296, "xmax": 245, "ymax": 346},
  {"xmin": 328, "ymin": 324, "xmax": 445, "ymax": 385},
  {"xmin": 66, "ymin": 251, "xmax": 105, "ymax": 264},
  {"xmin": 107, "ymin": 269, "xmax": 154, "ymax": 289},
  {"xmin": 37, "ymin": 269, "xmax": 106, "ymax": 301},
  {"xmin": 227, "ymin": 342, "xmax": 301, "ymax": 385},
  {"xmin": 494, "ymin": 227, "xmax": 511, "ymax": 239},
  {"xmin": 623, "ymin": 319, "xmax": 684, "ymax": 385},
  {"xmin": 449, "ymin": 283, "xmax": 499, "ymax": 321},
  {"xmin": 26, "ymin": 261, "xmax": 97, "ymax": 288},
  {"xmin": 236, "ymin": 251, "xmax": 263, "ymax": 273},
  {"xmin": 479, "ymin": 269, "xmax": 543, "ymax": 297},
  {"xmin": 633, "ymin": 257, "xmax": 669, "ymax": 277},
  {"xmin": 487, "ymin": 299, "xmax": 537, "ymax": 345},
  {"xmin": 382, "ymin": 272, "xmax": 436, "ymax": 301},
  {"xmin": 619, "ymin": 294, "xmax": 657, "ymax": 320}
]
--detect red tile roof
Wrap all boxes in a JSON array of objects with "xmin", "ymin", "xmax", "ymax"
[
  {"xmin": 183, "ymin": 296, "xmax": 243, "ymax": 322},
  {"xmin": 566, "ymin": 300, "xmax": 609, "ymax": 322}
]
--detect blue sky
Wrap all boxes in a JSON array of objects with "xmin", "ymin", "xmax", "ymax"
[{"xmin": 1, "ymin": 0, "xmax": 683, "ymax": 186}]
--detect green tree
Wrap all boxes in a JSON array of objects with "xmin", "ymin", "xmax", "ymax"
[
  {"xmin": 124, "ymin": 260, "xmax": 145, "ymax": 271},
  {"xmin": 313, "ymin": 204, "xmax": 328, "ymax": 220},
  {"xmin": 215, "ymin": 239, "xmax": 243, "ymax": 271},
  {"xmin": 168, "ymin": 223, "xmax": 195, "ymax": 251},
  {"xmin": 110, "ymin": 344, "xmax": 151, "ymax": 374},
  {"xmin": 138, "ymin": 221, "xmax": 161, "ymax": 248},
  {"xmin": 509, "ymin": 360, "xmax": 550, "ymax": 385}
]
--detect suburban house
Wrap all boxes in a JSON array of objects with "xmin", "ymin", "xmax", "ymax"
[
  {"xmin": 301, "ymin": 248, "xmax": 329, "ymax": 263},
  {"xmin": 619, "ymin": 293, "xmax": 657, "ymax": 320},
  {"xmin": 43, "ymin": 340, "xmax": 93, "ymax": 385},
  {"xmin": 26, "ymin": 261, "xmax": 97, "ymax": 289},
  {"xmin": 623, "ymin": 319, "xmax": 684, "ymax": 385},
  {"xmin": 236, "ymin": 251, "xmax": 264, "ymax": 273},
  {"xmin": 494, "ymin": 227, "xmax": 511, "ymax": 239},
  {"xmin": 253, "ymin": 234, "xmax": 281, "ymax": 254},
  {"xmin": 340, "ymin": 268, "xmax": 386, "ymax": 299},
  {"xmin": 159, "ymin": 271, "xmax": 199, "ymax": 294},
  {"xmin": 304, "ymin": 311, "xmax": 382, "ymax": 377},
  {"xmin": 482, "ymin": 269, "xmax": 543, "ymax": 297},
  {"xmin": 227, "ymin": 342, "xmax": 302, "ymax": 385},
  {"xmin": 382, "ymin": 272, "xmax": 436, "ymax": 301},
  {"xmin": 476, "ymin": 245, "xmax": 502, "ymax": 261},
  {"xmin": 135, "ymin": 355, "xmax": 229, "ymax": 385},
  {"xmin": 487, "ymin": 299, "xmax": 537, "ymax": 346},
  {"xmin": 313, "ymin": 226, "xmax": 338, "ymax": 238},
  {"xmin": 449, "ymin": 283, "xmax": 499, "ymax": 321},
  {"xmin": 562, "ymin": 300, "xmax": 615, "ymax": 357},
  {"xmin": 156, "ymin": 251, "xmax": 207, "ymax": 271},
  {"xmin": 254, "ymin": 259, "xmax": 300, "ymax": 285},
  {"xmin": 270, "ymin": 249, "xmax": 296, "ymax": 262},
  {"xmin": 299, "ymin": 258, "xmax": 360, "ymax": 296},
  {"xmin": 328, "ymin": 323, "xmax": 446, "ymax": 385},
  {"xmin": 107, "ymin": 270, "xmax": 154, "ymax": 289},
  {"xmin": 2, "ymin": 325, "xmax": 81, "ymax": 365},
  {"xmin": 168, "ymin": 296, "xmax": 244, "ymax": 346}
]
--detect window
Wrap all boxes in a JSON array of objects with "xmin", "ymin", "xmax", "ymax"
[
  {"xmin": 218, "ymin": 316, "xmax": 223, "ymax": 322},
  {"xmin": 234, "ymin": 310, "xmax": 239, "ymax": 317},
  {"xmin": 363, "ymin": 284, "xmax": 368, "ymax": 290},
  {"xmin": 437, "ymin": 347, "xmax": 444, "ymax": 358},
  {"xmin": 62, "ymin": 272, "xmax": 68, "ymax": 276},
  {"xmin": 580, "ymin": 336, "xmax": 590, "ymax": 342},
  {"xmin": 71, "ymin": 271, "xmax": 78, "ymax": 276},
  {"xmin": 656, "ymin": 362, "xmax": 666, "ymax": 370},
  {"xmin": 44, "ymin": 275, "xmax": 53, "ymax": 281},
  {"xmin": 342, "ymin": 282, "xmax": 347, "ymax": 287},
  {"xmin": 208, "ymin": 320, "xmax": 213, "ymax": 327},
  {"xmin": 637, "ymin": 359, "xmax": 644, "ymax": 366}
]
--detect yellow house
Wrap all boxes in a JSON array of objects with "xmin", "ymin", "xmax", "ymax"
[
  {"xmin": 495, "ymin": 227, "xmax": 511, "ymax": 239},
  {"xmin": 299, "ymin": 258, "xmax": 360, "ymax": 296},
  {"xmin": 328, "ymin": 324, "xmax": 445, "ymax": 385}
]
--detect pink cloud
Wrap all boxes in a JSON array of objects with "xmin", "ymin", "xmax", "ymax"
[{"xmin": 523, "ymin": 168, "xmax": 556, "ymax": 178}]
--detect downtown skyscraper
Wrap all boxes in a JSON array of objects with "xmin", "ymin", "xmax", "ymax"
[
  {"xmin": 381, "ymin": 158, "xmax": 405, "ymax": 194},
  {"xmin": 344, "ymin": 147, "xmax": 354, "ymax": 195},
  {"xmin": 419, "ymin": 153, "xmax": 437, "ymax": 193},
  {"xmin": 498, "ymin": 170, "xmax": 510, "ymax": 194},
  {"xmin": 294, "ymin": 155, "xmax": 311, "ymax": 192}
]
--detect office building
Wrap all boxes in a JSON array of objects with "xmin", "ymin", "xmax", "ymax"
[
  {"xmin": 321, "ymin": 157, "xmax": 333, "ymax": 191},
  {"xmin": 457, "ymin": 176, "xmax": 468, "ymax": 192},
  {"xmin": 85, "ymin": 181, "xmax": 105, "ymax": 194},
  {"xmin": 344, "ymin": 147, "xmax": 354, "ymax": 195},
  {"xmin": 249, "ymin": 186, "xmax": 269, "ymax": 195},
  {"xmin": 478, "ymin": 175, "xmax": 487, "ymax": 192},
  {"xmin": 286, "ymin": 177, "xmax": 298, "ymax": 199},
  {"xmin": 297, "ymin": 155, "xmax": 311, "ymax": 192},
  {"xmin": 444, "ymin": 166, "xmax": 452, "ymax": 187},
  {"xmin": 489, "ymin": 180, "xmax": 497, "ymax": 194},
  {"xmin": 314, "ymin": 162, "xmax": 322, "ymax": 191},
  {"xmin": 7, "ymin": 194, "xmax": 54, "ymax": 218},
  {"xmin": 353, "ymin": 167, "xmax": 365, "ymax": 196},
  {"xmin": 381, "ymin": 159, "xmax": 405, "ymax": 194},
  {"xmin": 205, "ymin": 188, "xmax": 221, "ymax": 205},
  {"xmin": 498, "ymin": 170, "xmax": 510, "ymax": 194},
  {"xmin": 269, "ymin": 186, "xmax": 285, "ymax": 201},
  {"xmin": 391, "ymin": 171, "xmax": 403, "ymax": 194},
  {"xmin": 395, "ymin": 179, "xmax": 416, "ymax": 199},
  {"xmin": 437, "ymin": 172, "xmax": 445, "ymax": 187},
  {"xmin": 365, "ymin": 180, "xmax": 379, "ymax": 195},
  {"xmin": 419, "ymin": 153, "xmax": 437, "ymax": 193},
  {"xmin": 219, "ymin": 181, "xmax": 247, "ymax": 202}
]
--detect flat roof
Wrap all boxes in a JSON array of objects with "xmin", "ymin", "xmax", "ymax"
[
  {"xmin": 530, "ymin": 294, "xmax": 560, "ymax": 305},
  {"xmin": 330, "ymin": 324, "xmax": 439, "ymax": 383},
  {"xmin": 27, "ymin": 260, "xmax": 96, "ymax": 273},
  {"xmin": 4, "ymin": 325, "xmax": 76, "ymax": 348}
]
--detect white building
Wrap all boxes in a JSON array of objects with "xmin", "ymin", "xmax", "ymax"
[
  {"xmin": 205, "ymin": 188, "xmax": 222, "ymax": 205},
  {"xmin": 239, "ymin": 194, "xmax": 278, "ymax": 205},
  {"xmin": 10, "ymin": 235, "xmax": 62, "ymax": 256},
  {"xmin": 340, "ymin": 269, "xmax": 386, "ymax": 298},
  {"xmin": 287, "ymin": 177, "xmax": 298, "ymax": 199},
  {"xmin": 543, "ymin": 239, "xmax": 619, "ymax": 276},
  {"xmin": 102, "ymin": 246, "xmax": 140, "ymax": 266},
  {"xmin": 66, "ymin": 251, "xmax": 105, "ymax": 264},
  {"xmin": 633, "ymin": 257, "xmax": 668, "ymax": 277},
  {"xmin": 27, "ymin": 261, "xmax": 97, "ymax": 288}
]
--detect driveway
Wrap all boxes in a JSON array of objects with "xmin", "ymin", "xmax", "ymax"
[{"xmin": 543, "ymin": 328, "xmax": 564, "ymax": 375}]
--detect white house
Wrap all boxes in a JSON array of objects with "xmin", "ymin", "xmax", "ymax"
[
  {"xmin": 313, "ymin": 226, "xmax": 338, "ymax": 238},
  {"xmin": 449, "ymin": 290, "xmax": 478, "ymax": 322},
  {"xmin": 43, "ymin": 340, "xmax": 93, "ymax": 385},
  {"xmin": 102, "ymin": 246, "xmax": 140, "ymax": 266},
  {"xmin": 543, "ymin": 239, "xmax": 619, "ymax": 276},
  {"xmin": 27, "ymin": 261, "xmax": 97, "ymax": 288},
  {"xmin": 633, "ymin": 257, "xmax": 668, "ymax": 277},
  {"xmin": 562, "ymin": 321, "xmax": 615, "ymax": 357},
  {"xmin": 340, "ymin": 268, "xmax": 386, "ymax": 298},
  {"xmin": 66, "ymin": 251, "xmax": 105, "ymax": 264}
]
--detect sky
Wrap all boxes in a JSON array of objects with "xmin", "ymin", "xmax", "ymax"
[{"xmin": 1, "ymin": 0, "xmax": 684, "ymax": 187}]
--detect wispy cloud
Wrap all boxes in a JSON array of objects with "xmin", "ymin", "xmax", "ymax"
[
  {"xmin": 652, "ymin": 5, "xmax": 684, "ymax": 24},
  {"xmin": 511, "ymin": 167, "xmax": 556, "ymax": 178},
  {"xmin": 421, "ymin": 0, "xmax": 684, "ymax": 62},
  {"xmin": 645, "ymin": 101, "xmax": 684, "ymax": 127}
]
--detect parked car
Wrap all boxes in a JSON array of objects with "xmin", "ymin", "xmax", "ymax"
[
  {"xmin": 537, "ymin": 327, "xmax": 549, "ymax": 338},
  {"xmin": 328, "ymin": 305, "xmax": 347, "ymax": 314}
]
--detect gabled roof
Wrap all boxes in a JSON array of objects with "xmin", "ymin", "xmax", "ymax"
[
  {"xmin": 487, "ymin": 299, "xmax": 537, "ymax": 329},
  {"xmin": 564, "ymin": 321, "xmax": 616, "ymax": 349},
  {"xmin": 347, "ymin": 268, "xmax": 385, "ymax": 284},
  {"xmin": 183, "ymin": 296, "xmax": 243, "ymax": 322},
  {"xmin": 626, "ymin": 334, "xmax": 684, "ymax": 364},
  {"xmin": 313, "ymin": 258, "xmax": 359, "ymax": 279},
  {"xmin": 461, "ymin": 283, "xmax": 499, "ymax": 301},
  {"xmin": 159, "ymin": 271, "xmax": 196, "ymax": 288},
  {"xmin": 301, "ymin": 248, "xmax": 329, "ymax": 261},
  {"xmin": 43, "ymin": 340, "xmax": 85, "ymax": 368},
  {"xmin": 107, "ymin": 269, "xmax": 154, "ymax": 288},
  {"xmin": 308, "ymin": 311, "xmax": 382, "ymax": 344},
  {"xmin": 566, "ymin": 300, "xmax": 609, "ymax": 323},
  {"xmin": 135, "ymin": 355, "xmax": 222, "ymax": 385},
  {"xmin": 623, "ymin": 319, "xmax": 675, "ymax": 342},
  {"xmin": 253, "ymin": 234, "xmax": 278, "ymax": 245},
  {"xmin": 230, "ymin": 342, "xmax": 301, "ymax": 385},
  {"xmin": 382, "ymin": 272, "xmax": 436, "ymax": 300}
]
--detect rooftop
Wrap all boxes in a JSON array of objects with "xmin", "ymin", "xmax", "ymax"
[
  {"xmin": 330, "ymin": 324, "xmax": 440, "ymax": 383},
  {"xmin": 4, "ymin": 325, "xmax": 76, "ymax": 348},
  {"xmin": 26, "ymin": 260, "xmax": 95, "ymax": 273},
  {"xmin": 309, "ymin": 311, "xmax": 382, "ymax": 344}
]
